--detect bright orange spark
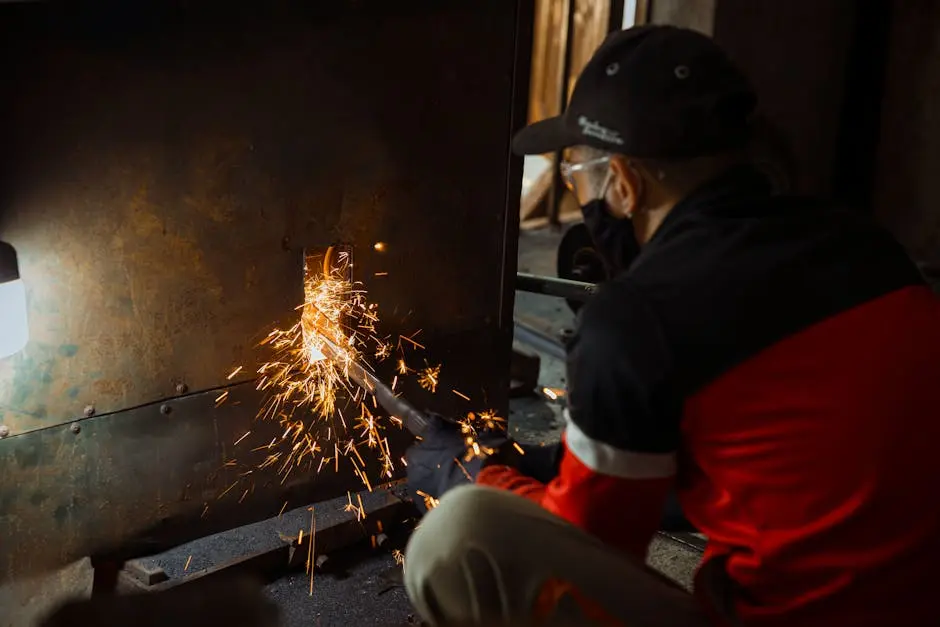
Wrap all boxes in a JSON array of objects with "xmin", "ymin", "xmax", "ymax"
[
  {"xmin": 217, "ymin": 247, "xmax": 509, "ymax": 504},
  {"xmin": 399, "ymin": 332, "xmax": 425, "ymax": 350},
  {"xmin": 416, "ymin": 490, "xmax": 440, "ymax": 511},
  {"xmin": 234, "ymin": 250, "xmax": 401, "ymax": 488},
  {"xmin": 418, "ymin": 364, "xmax": 441, "ymax": 393}
]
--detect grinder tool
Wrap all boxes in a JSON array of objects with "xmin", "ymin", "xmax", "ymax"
[
  {"xmin": 308, "ymin": 245, "xmax": 432, "ymax": 437},
  {"xmin": 315, "ymin": 331, "xmax": 432, "ymax": 437}
]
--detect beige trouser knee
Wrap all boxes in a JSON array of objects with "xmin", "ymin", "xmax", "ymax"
[{"xmin": 404, "ymin": 484, "xmax": 711, "ymax": 627}]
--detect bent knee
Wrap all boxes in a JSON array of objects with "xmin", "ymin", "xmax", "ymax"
[
  {"xmin": 404, "ymin": 486, "xmax": 539, "ymax": 624},
  {"xmin": 433, "ymin": 484, "xmax": 519, "ymax": 522},
  {"xmin": 413, "ymin": 485, "xmax": 535, "ymax": 548},
  {"xmin": 404, "ymin": 485, "xmax": 533, "ymax": 581}
]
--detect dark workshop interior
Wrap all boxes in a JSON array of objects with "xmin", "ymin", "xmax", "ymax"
[{"xmin": 1, "ymin": 0, "xmax": 939, "ymax": 625}]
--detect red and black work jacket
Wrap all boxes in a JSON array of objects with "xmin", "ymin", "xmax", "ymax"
[{"xmin": 479, "ymin": 166, "xmax": 940, "ymax": 627}]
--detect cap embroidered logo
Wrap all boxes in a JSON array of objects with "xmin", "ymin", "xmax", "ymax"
[
  {"xmin": 510, "ymin": 26, "xmax": 757, "ymax": 158},
  {"xmin": 577, "ymin": 116, "xmax": 624, "ymax": 146}
]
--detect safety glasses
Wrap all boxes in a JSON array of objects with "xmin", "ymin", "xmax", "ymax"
[{"xmin": 559, "ymin": 155, "xmax": 611, "ymax": 204}]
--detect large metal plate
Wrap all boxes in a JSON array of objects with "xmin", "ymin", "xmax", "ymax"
[
  {"xmin": 0, "ymin": 0, "xmax": 530, "ymax": 582},
  {"xmin": 0, "ymin": 0, "xmax": 525, "ymax": 434},
  {"xmin": 0, "ymin": 383, "xmax": 413, "ymax": 582}
]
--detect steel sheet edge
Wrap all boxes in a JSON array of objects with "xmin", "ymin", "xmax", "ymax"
[{"xmin": 0, "ymin": 0, "xmax": 531, "ymax": 582}]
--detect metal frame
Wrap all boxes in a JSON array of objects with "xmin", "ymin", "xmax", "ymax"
[{"xmin": 516, "ymin": 272, "xmax": 596, "ymax": 302}]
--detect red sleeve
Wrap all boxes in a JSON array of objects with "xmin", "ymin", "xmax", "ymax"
[
  {"xmin": 477, "ymin": 435, "xmax": 672, "ymax": 559},
  {"xmin": 477, "ymin": 464, "xmax": 546, "ymax": 502}
]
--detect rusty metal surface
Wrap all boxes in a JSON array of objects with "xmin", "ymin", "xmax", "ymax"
[
  {"xmin": 0, "ymin": 382, "xmax": 412, "ymax": 583},
  {"xmin": 0, "ymin": 0, "xmax": 525, "ymax": 434},
  {"xmin": 0, "ymin": 0, "xmax": 532, "ymax": 583}
]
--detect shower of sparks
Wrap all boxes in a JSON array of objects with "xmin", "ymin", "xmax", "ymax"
[
  {"xmin": 392, "ymin": 549, "xmax": 405, "ymax": 566},
  {"xmin": 216, "ymin": 246, "xmax": 510, "ymax": 504},
  {"xmin": 245, "ymin": 248, "xmax": 403, "ymax": 488},
  {"xmin": 418, "ymin": 364, "xmax": 441, "ymax": 393}
]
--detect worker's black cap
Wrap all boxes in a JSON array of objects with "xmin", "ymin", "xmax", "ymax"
[{"xmin": 512, "ymin": 25, "xmax": 757, "ymax": 159}]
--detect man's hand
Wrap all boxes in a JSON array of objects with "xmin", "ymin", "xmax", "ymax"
[
  {"xmin": 406, "ymin": 414, "xmax": 565, "ymax": 512},
  {"xmin": 405, "ymin": 413, "xmax": 506, "ymax": 512},
  {"xmin": 481, "ymin": 440, "xmax": 563, "ymax": 485}
]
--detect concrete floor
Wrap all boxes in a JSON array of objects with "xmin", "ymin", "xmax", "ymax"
[{"xmin": 3, "ymin": 224, "xmax": 702, "ymax": 627}]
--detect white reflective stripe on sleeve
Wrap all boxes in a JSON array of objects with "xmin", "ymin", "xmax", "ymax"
[{"xmin": 562, "ymin": 408, "xmax": 677, "ymax": 479}]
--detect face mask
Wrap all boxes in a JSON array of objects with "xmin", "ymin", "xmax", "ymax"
[{"xmin": 579, "ymin": 199, "xmax": 640, "ymax": 276}]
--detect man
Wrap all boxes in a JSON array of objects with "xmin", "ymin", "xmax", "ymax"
[{"xmin": 403, "ymin": 25, "xmax": 940, "ymax": 627}]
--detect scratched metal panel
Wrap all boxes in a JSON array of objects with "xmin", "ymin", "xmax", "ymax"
[
  {"xmin": 0, "ymin": 0, "xmax": 530, "ymax": 583},
  {"xmin": 0, "ymin": 383, "xmax": 413, "ymax": 582},
  {"xmin": 0, "ymin": 0, "xmax": 524, "ymax": 436}
]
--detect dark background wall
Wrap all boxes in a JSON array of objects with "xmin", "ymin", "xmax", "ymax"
[
  {"xmin": 650, "ymin": 0, "xmax": 940, "ymax": 285},
  {"xmin": 873, "ymin": 1, "xmax": 940, "ymax": 277},
  {"xmin": 651, "ymin": 0, "xmax": 857, "ymax": 198}
]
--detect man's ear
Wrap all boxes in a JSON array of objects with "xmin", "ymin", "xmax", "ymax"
[{"xmin": 609, "ymin": 155, "xmax": 643, "ymax": 218}]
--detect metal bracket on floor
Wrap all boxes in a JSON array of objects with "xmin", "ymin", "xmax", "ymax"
[{"xmin": 111, "ymin": 488, "xmax": 416, "ymax": 594}]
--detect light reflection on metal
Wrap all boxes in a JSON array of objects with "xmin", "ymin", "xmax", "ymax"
[{"xmin": 0, "ymin": 242, "xmax": 28, "ymax": 359}]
